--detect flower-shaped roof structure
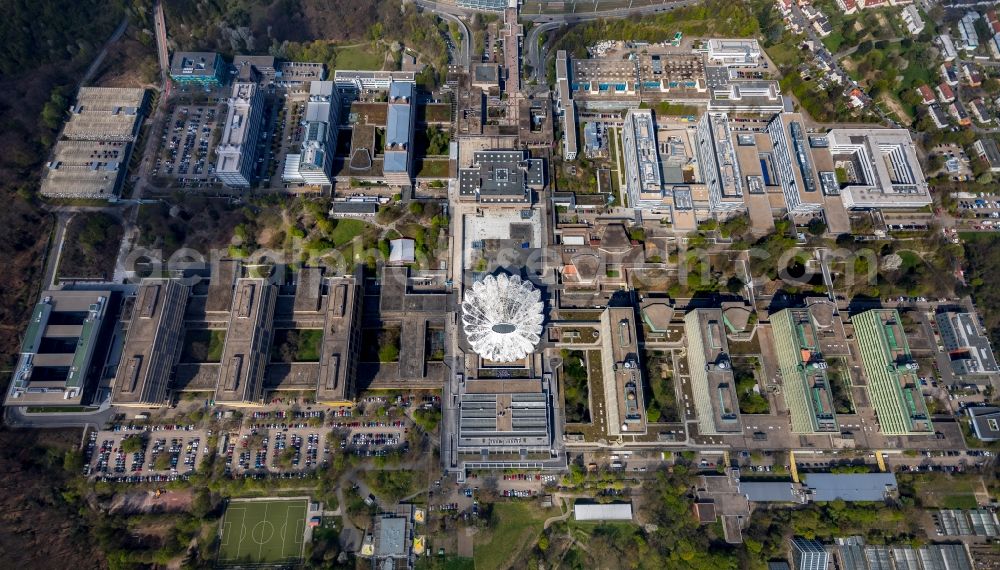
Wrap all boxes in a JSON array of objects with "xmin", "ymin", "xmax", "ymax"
[{"xmin": 461, "ymin": 274, "xmax": 544, "ymax": 362}]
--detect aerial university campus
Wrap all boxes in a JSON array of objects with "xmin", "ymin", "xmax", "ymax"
[{"xmin": 2, "ymin": 0, "xmax": 1000, "ymax": 568}]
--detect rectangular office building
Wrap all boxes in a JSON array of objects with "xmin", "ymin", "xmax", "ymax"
[
  {"xmin": 766, "ymin": 113, "xmax": 824, "ymax": 214},
  {"xmin": 113, "ymin": 280, "xmax": 189, "ymax": 407},
  {"xmin": 771, "ymin": 308, "xmax": 839, "ymax": 433},
  {"xmin": 215, "ymin": 279, "xmax": 277, "ymax": 405},
  {"xmin": 685, "ymin": 309, "xmax": 741, "ymax": 435},
  {"xmin": 827, "ymin": 129, "xmax": 931, "ymax": 209},
  {"xmin": 456, "ymin": 375, "xmax": 559, "ymax": 470},
  {"xmin": 621, "ymin": 109, "xmax": 663, "ymax": 209},
  {"xmin": 169, "ymin": 51, "xmax": 225, "ymax": 86},
  {"xmin": 556, "ymin": 51, "xmax": 578, "ymax": 161},
  {"xmin": 935, "ymin": 311, "xmax": 1000, "ymax": 379},
  {"xmin": 316, "ymin": 273, "xmax": 363, "ymax": 405},
  {"xmin": 283, "ymin": 81, "xmax": 341, "ymax": 186},
  {"xmin": 7, "ymin": 290, "xmax": 111, "ymax": 407},
  {"xmin": 696, "ymin": 112, "xmax": 745, "ymax": 213},
  {"xmin": 384, "ymin": 80, "xmax": 416, "ymax": 185},
  {"xmin": 851, "ymin": 309, "xmax": 933, "ymax": 435},
  {"xmin": 458, "ymin": 150, "xmax": 545, "ymax": 204},
  {"xmin": 599, "ymin": 307, "xmax": 647, "ymax": 435},
  {"xmin": 216, "ymin": 82, "xmax": 264, "ymax": 188}
]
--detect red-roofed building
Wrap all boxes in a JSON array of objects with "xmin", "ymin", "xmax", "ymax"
[
  {"xmin": 917, "ymin": 85, "xmax": 936, "ymax": 105},
  {"xmin": 937, "ymin": 83, "xmax": 956, "ymax": 103},
  {"xmin": 987, "ymin": 10, "xmax": 1000, "ymax": 34}
]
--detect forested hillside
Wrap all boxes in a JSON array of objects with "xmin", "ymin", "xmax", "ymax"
[
  {"xmin": 0, "ymin": 0, "xmax": 132, "ymax": 364},
  {"xmin": 165, "ymin": 0, "xmax": 420, "ymax": 52}
]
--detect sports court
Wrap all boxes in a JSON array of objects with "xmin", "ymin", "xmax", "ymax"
[{"xmin": 218, "ymin": 498, "xmax": 307, "ymax": 566}]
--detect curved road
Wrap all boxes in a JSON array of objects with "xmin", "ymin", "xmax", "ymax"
[
  {"xmin": 413, "ymin": 0, "xmax": 701, "ymax": 81},
  {"xmin": 523, "ymin": 0, "xmax": 700, "ymax": 84},
  {"xmin": 415, "ymin": 0, "xmax": 471, "ymax": 69}
]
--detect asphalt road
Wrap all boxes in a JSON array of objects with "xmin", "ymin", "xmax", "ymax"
[
  {"xmin": 522, "ymin": 0, "xmax": 700, "ymax": 84},
  {"xmin": 414, "ymin": 0, "xmax": 471, "ymax": 69}
]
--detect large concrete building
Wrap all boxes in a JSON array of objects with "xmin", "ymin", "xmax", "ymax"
[
  {"xmin": 216, "ymin": 82, "xmax": 265, "ymax": 188},
  {"xmin": 599, "ymin": 307, "xmax": 647, "ymax": 436},
  {"xmin": 61, "ymin": 87, "xmax": 148, "ymax": 142},
  {"xmin": 40, "ymin": 140, "xmax": 131, "ymax": 199},
  {"xmin": 685, "ymin": 309, "xmax": 741, "ymax": 435},
  {"xmin": 6, "ymin": 289, "xmax": 112, "ymax": 407},
  {"xmin": 41, "ymin": 87, "xmax": 147, "ymax": 199},
  {"xmin": 766, "ymin": 113, "xmax": 825, "ymax": 215},
  {"xmin": 455, "ymin": 376, "xmax": 559, "ymax": 470},
  {"xmin": 696, "ymin": 112, "xmax": 745, "ymax": 214},
  {"xmin": 215, "ymin": 279, "xmax": 277, "ymax": 406},
  {"xmin": 621, "ymin": 109, "xmax": 663, "ymax": 209},
  {"xmin": 851, "ymin": 309, "xmax": 933, "ymax": 436},
  {"xmin": 333, "ymin": 70, "xmax": 415, "ymax": 91},
  {"xmin": 458, "ymin": 150, "xmax": 545, "ymax": 204},
  {"xmin": 827, "ymin": 129, "xmax": 930, "ymax": 209},
  {"xmin": 282, "ymin": 81, "xmax": 341, "ymax": 186},
  {"xmin": 113, "ymin": 280, "xmax": 189, "ymax": 408},
  {"xmin": 935, "ymin": 310, "xmax": 1000, "ymax": 380},
  {"xmin": 706, "ymin": 39, "xmax": 763, "ymax": 66},
  {"xmin": 771, "ymin": 308, "xmax": 839, "ymax": 434},
  {"xmin": 169, "ymin": 51, "xmax": 225, "ymax": 86},
  {"xmin": 316, "ymin": 272, "xmax": 363, "ymax": 406},
  {"xmin": 384, "ymin": 80, "xmax": 416, "ymax": 185},
  {"xmin": 555, "ymin": 51, "xmax": 578, "ymax": 161}
]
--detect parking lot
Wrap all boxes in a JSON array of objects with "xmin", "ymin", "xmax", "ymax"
[
  {"xmin": 224, "ymin": 424, "xmax": 331, "ymax": 476},
  {"xmin": 155, "ymin": 103, "xmax": 222, "ymax": 186},
  {"xmin": 85, "ymin": 426, "xmax": 208, "ymax": 482}
]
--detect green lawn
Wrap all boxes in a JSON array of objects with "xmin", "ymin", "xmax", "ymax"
[
  {"xmin": 218, "ymin": 498, "xmax": 307, "ymax": 566},
  {"xmin": 424, "ymin": 104, "xmax": 453, "ymax": 123},
  {"xmin": 270, "ymin": 329, "xmax": 323, "ymax": 362},
  {"xmin": 180, "ymin": 329, "xmax": 226, "ymax": 363},
  {"xmin": 335, "ymin": 44, "xmax": 385, "ymax": 71},
  {"xmin": 908, "ymin": 474, "xmax": 981, "ymax": 509},
  {"xmin": 417, "ymin": 159, "xmax": 450, "ymax": 178},
  {"xmin": 474, "ymin": 503, "xmax": 549, "ymax": 570},
  {"xmin": 416, "ymin": 556, "xmax": 475, "ymax": 570},
  {"xmin": 329, "ymin": 219, "xmax": 371, "ymax": 248}
]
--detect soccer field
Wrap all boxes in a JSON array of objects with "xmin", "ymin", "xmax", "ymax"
[{"xmin": 218, "ymin": 498, "xmax": 307, "ymax": 566}]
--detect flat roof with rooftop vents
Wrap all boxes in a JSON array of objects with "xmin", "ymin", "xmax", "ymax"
[
  {"xmin": 827, "ymin": 129, "xmax": 930, "ymax": 209},
  {"xmin": 7, "ymin": 289, "xmax": 111, "ymax": 407},
  {"xmin": 935, "ymin": 311, "xmax": 1000, "ymax": 378},
  {"xmin": 685, "ymin": 309, "xmax": 741, "ymax": 435},
  {"xmin": 599, "ymin": 307, "xmax": 647, "ymax": 436},
  {"xmin": 216, "ymin": 82, "xmax": 264, "ymax": 188},
  {"xmin": 215, "ymin": 279, "xmax": 277, "ymax": 405},
  {"xmin": 113, "ymin": 280, "xmax": 189, "ymax": 407},
  {"xmin": 169, "ymin": 51, "xmax": 223, "ymax": 82},
  {"xmin": 317, "ymin": 272, "xmax": 363, "ymax": 405},
  {"xmin": 458, "ymin": 150, "xmax": 544, "ymax": 204},
  {"xmin": 40, "ymin": 140, "xmax": 130, "ymax": 198},
  {"xmin": 851, "ymin": 309, "xmax": 933, "ymax": 435},
  {"xmin": 621, "ymin": 109, "xmax": 663, "ymax": 209},
  {"xmin": 384, "ymin": 81, "xmax": 415, "ymax": 179},
  {"xmin": 771, "ymin": 308, "xmax": 840, "ymax": 433},
  {"xmin": 63, "ymin": 87, "xmax": 146, "ymax": 142}
]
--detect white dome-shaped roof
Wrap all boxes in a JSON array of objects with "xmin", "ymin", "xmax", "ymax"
[{"xmin": 462, "ymin": 274, "xmax": 544, "ymax": 362}]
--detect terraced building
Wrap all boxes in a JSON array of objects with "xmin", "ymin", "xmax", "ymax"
[
  {"xmin": 771, "ymin": 308, "xmax": 839, "ymax": 434},
  {"xmin": 851, "ymin": 309, "xmax": 933, "ymax": 436}
]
